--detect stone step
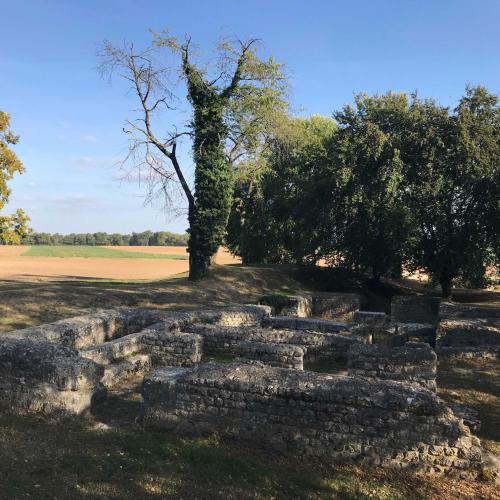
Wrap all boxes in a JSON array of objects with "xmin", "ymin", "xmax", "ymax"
[
  {"xmin": 353, "ymin": 311, "xmax": 387, "ymax": 323},
  {"xmin": 262, "ymin": 315, "xmax": 351, "ymax": 333},
  {"xmin": 79, "ymin": 331, "xmax": 145, "ymax": 365}
]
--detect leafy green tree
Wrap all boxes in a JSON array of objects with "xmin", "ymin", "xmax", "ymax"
[
  {"xmin": 227, "ymin": 115, "xmax": 336, "ymax": 263},
  {"xmin": 62, "ymin": 234, "xmax": 76, "ymax": 245},
  {"xmin": 229, "ymin": 87, "xmax": 499, "ymax": 299},
  {"xmin": 100, "ymin": 30, "xmax": 285, "ymax": 279},
  {"xmin": 326, "ymin": 93, "xmax": 411, "ymax": 278},
  {"xmin": 130, "ymin": 231, "xmax": 152, "ymax": 246},
  {"xmin": 85, "ymin": 233, "xmax": 96, "ymax": 246},
  {"xmin": 93, "ymin": 232, "xmax": 111, "ymax": 245},
  {"xmin": 0, "ymin": 111, "xmax": 30, "ymax": 244},
  {"xmin": 403, "ymin": 86, "xmax": 500, "ymax": 297},
  {"xmin": 0, "ymin": 208, "xmax": 31, "ymax": 245},
  {"xmin": 110, "ymin": 233, "xmax": 125, "ymax": 245}
]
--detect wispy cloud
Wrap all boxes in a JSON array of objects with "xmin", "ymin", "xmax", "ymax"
[
  {"xmin": 81, "ymin": 134, "xmax": 98, "ymax": 144},
  {"xmin": 72, "ymin": 156, "xmax": 98, "ymax": 167},
  {"xmin": 71, "ymin": 155, "xmax": 121, "ymax": 169},
  {"xmin": 49, "ymin": 194, "xmax": 105, "ymax": 210}
]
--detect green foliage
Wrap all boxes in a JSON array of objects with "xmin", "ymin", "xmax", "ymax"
[
  {"xmin": 0, "ymin": 112, "xmax": 31, "ymax": 244},
  {"xmin": 0, "ymin": 208, "xmax": 31, "ymax": 245},
  {"xmin": 182, "ymin": 51, "xmax": 234, "ymax": 279},
  {"xmin": 231, "ymin": 87, "xmax": 500, "ymax": 296},
  {"xmin": 157, "ymin": 34, "xmax": 287, "ymax": 279},
  {"xmin": 227, "ymin": 115, "xmax": 336, "ymax": 264},
  {"xmin": 403, "ymin": 86, "xmax": 500, "ymax": 296},
  {"xmin": 102, "ymin": 31, "xmax": 287, "ymax": 280},
  {"xmin": 327, "ymin": 93, "xmax": 411, "ymax": 278}
]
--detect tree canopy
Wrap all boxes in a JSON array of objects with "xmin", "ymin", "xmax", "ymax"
[
  {"xmin": 0, "ymin": 111, "xmax": 30, "ymax": 244},
  {"xmin": 228, "ymin": 87, "xmax": 500, "ymax": 297}
]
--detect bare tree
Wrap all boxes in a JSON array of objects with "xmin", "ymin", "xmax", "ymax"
[{"xmin": 99, "ymin": 32, "xmax": 286, "ymax": 279}]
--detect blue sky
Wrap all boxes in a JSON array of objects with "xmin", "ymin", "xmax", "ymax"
[{"xmin": 2, "ymin": 0, "xmax": 499, "ymax": 234}]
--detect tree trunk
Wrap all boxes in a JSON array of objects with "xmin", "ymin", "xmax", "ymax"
[
  {"xmin": 187, "ymin": 203, "xmax": 210, "ymax": 281},
  {"xmin": 440, "ymin": 275, "xmax": 453, "ymax": 300}
]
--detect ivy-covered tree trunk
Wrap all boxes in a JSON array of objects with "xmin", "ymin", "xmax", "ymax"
[
  {"xmin": 184, "ymin": 58, "xmax": 234, "ymax": 280},
  {"xmin": 439, "ymin": 274, "xmax": 454, "ymax": 300},
  {"xmin": 188, "ymin": 114, "xmax": 233, "ymax": 279}
]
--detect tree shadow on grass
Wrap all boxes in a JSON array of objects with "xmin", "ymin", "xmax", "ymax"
[
  {"xmin": 0, "ymin": 410, "xmax": 466, "ymax": 500},
  {"xmin": 437, "ymin": 358, "xmax": 500, "ymax": 453}
]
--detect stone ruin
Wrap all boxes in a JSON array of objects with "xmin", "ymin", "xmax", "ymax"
[{"xmin": 1, "ymin": 292, "xmax": 499, "ymax": 479}]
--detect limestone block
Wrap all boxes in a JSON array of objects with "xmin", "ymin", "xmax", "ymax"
[{"xmin": 0, "ymin": 338, "xmax": 104, "ymax": 415}]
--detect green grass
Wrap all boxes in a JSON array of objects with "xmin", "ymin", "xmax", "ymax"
[
  {"xmin": 22, "ymin": 245, "xmax": 188, "ymax": 260},
  {"xmin": 0, "ymin": 410, "xmax": 480, "ymax": 500},
  {"xmin": 201, "ymin": 353, "xmax": 237, "ymax": 364},
  {"xmin": 437, "ymin": 358, "xmax": 500, "ymax": 455}
]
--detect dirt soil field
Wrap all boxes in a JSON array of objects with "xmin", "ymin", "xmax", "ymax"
[{"xmin": 0, "ymin": 246, "xmax": 239, "ymax": 281}]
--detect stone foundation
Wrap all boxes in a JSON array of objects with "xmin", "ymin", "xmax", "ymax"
[
  {"xmin": 0, "ymin": 339, "xmax": 104, "ymax": 414},
  {"xmin": 437, "ymin": 319, "xmax": 500, "ymax": 347},
  {"xmin": 141, "ymin": 362, "xmax": 482, "ymax": 476},
  {"xmin": 436, "ymin": 318, "xmax": 500, "ymax": 359},
  {"xmin": 347, "ymin": 342, "xmax": 437, "ymax": 390},
  {"xmin": 260, "ymin": 293, "xmax": 360, "ymax": 321},
  {"xmin": 263, "ymin": 315, "xmax": 351, "ymax": 333},
  {"xmin": 141, "ymin": 328, "xmax": 203, "ymax": 367},
  {"xmin": 2, "ymin": 308, "xmax": 164, "ymax": 349},
  {"xmin": 185, "ymin": 324, "xmax": 365, "ymax": 363},
  {"xmin": 391, "ymin": 295, "xmax": 441, "ymax": 325},
  {"xmin": 2, "ymin": 301, "xmax": 497, "ymax": 478},
  {"xmin": 0, "ymin": 305, "xmax": 272, "ymax": 398},
  {"xmin": 353, "ymin": 311, "xmax": 387, "ymax": 323}
]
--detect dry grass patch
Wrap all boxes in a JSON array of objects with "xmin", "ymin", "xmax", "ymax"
[{"xmin": 0, "ymin": 264, "xmax": 304, "ymax": 333}]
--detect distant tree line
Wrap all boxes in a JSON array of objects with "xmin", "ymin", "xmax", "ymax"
[
  {"xmin": 227, "ymin": 86, "xmax": 500, "ymax": 298},
  {"xmin": 21, "ymin": 231, "xmax": 188, "ymax": 247}
]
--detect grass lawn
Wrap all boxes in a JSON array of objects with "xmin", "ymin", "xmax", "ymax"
[
  {"xmin": 22, "ymin": 245, "xmax": 188, "ymax": 260},
  {"xmin": 438, "ymin": 358, "xmax": 500, "ymax": 455}
]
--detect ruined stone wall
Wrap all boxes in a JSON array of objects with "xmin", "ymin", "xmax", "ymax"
[
  {"xmin": 347, "ymin": 343, "xmax": 437, "ymax": 390},
  {"xmin": 437, "ymin": 319, "xmax": 500, "ymax": 347},
  {"xmin": 259, "ymin": 295, "xmax": 312, "ymax": 317},
  {"xmin": 205, "ymin": 305, "xmax": 271, "ymax": 327},
  {"xmin": 391, "ymin": 295, "xmax": 441, "ymax": 324},
  {"xmin": 141, "ymin": 363, "xmax": 482, "ymax": 476},
  {"xmin": 2, "ymin": 308, "xmax": 163, "ymax": 350},
  {"xmin": 262, "ymin": 315, "xmax": 351, "ymax": 334},
  {"xmin": 353, "ymin": 311, "xmax": 387, "ymax": 323},
  {"xmin": 0, "ymin": 305, "xmax": 271, "ymax": 399},
  {"xmin": 311, "ymin": 293, "xmax": 360, "ymax": 321},
  {"xmin": 232, "ymin": 342, "xmax": 304, "ymax": 369},
  {"xmin": 436, "ymin": 319, "xmax": 500, "ymax": 359},
  {"xmin": 0, "ymin": 339, "xmax": 104, "ymax": 415},
  {"xmin": 259, "ymin": 293, "xmax": 360, "ymax": 320},
  {"xmin": 184, "ymin": 324, "xmax": 364, "ymax": 362},
  {"xmin": 141, "ymin": 329, "xmax": 203, "ymax": 367}
]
